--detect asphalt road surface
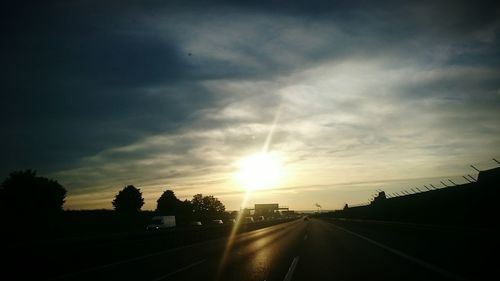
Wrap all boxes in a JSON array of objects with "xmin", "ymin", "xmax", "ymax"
[{"xmin": 12, "ymin": 217, "xmax": 494, "ymax": 280}]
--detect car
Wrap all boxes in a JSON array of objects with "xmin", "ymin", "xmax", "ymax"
[
  {"xmin": 190, "ymin": 221, "xmax": 202, "ymax": 226},
  {"xmin": 211, "ymin": 219, "xmax": 223, "ymax": 225},
  {"xmin": 243, "ymin": 217, "xmax": 254, "ymax": 223}
]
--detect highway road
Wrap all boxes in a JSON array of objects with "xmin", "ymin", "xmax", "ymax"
[{"xmin": 9, "ymin": 217, "xmax": 493, "ymax": 280}]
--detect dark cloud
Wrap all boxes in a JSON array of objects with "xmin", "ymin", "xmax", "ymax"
[{"xmin": 0, "ymin": 2, "xmax": 218, "ymax": 176}]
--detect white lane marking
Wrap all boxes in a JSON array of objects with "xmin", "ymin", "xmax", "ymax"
[
  {"xmin": 150, "ymin": 258, "xmax": 207, "ymax": 281},
  {"xmin": 283, "ymin": 256, "xmax": 300, "ymax": 281},
  {"xmin": 303, "ymin": 234, "xmax": 308, "ymax": 241},
  {"xmin": 329, "ymin": 223, "xmax": 466, "ymax": 281}
]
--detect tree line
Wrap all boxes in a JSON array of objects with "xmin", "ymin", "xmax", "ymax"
[
  {"xmin": 0, "ymin": 170, "xmax": 228, "ymax": 223},
  {"xmin": 112, "ymin": 185, "xmax": 227, "ymax": 222}
]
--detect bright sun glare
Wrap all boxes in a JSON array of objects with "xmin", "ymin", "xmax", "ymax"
[{"xmin": 236, "ymin": 152, "xmax": 283, "ymax": 191}]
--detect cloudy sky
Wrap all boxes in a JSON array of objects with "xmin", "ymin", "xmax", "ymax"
[{"xmin": 2, "ymin": 0, "xmax": 499, "ymax": 211}]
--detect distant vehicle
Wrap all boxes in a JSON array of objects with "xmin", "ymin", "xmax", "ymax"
[
  {"xmin": 304, "ymin": 216, "xmax": 309, "ymax": 221},
  {"xmin": 211, "ymin": 219, "xmax": 223, "ymax": 225},
  {"xmin": 243, "ymin": 217, "xmax": 254, "ymax": 223},
  {"xmin": 190, "ymin": 221, "xmax": 202, "ymax": 226},
  {"xmin": 255, "ymin": 216, "xmax": 265, "ymax": 221},
  {"xmin": 146, "ymin": 216, "xmax": 176, "ymax": 230}
]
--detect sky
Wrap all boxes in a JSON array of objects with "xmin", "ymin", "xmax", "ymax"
[{"xmin": 1, "ymin": 0, "xmax": 500, "ymax": 211}]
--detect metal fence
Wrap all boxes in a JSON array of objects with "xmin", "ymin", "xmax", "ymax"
[{"xmin": 346, "ymin": 158, "xmax": 500, "ymax": 208}]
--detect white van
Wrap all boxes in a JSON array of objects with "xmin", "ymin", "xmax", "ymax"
[{"xmin": 146, "ymin": 216, "xmax": 176, "ymax": 230}]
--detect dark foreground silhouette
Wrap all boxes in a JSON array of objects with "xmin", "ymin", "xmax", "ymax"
[{"xmin": 1, "ymin": 168, "xmax": 498, "ymax": 280}]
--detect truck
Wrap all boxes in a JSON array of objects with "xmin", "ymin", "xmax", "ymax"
[{"xmin": 146, "ymin": 216, "xmax": 176, "ymax": 230}]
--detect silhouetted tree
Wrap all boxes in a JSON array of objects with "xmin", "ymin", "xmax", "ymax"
[
  {"xmin": 156, "ymin": 190, "xmax": 181, "ymax": 215},
  {"xmin": 177, "ymin": 199, "xmax": 193, "ymax": 223},
  {"xmin": 191, "ymin": 193, "xmax": 204, "ymax": 214},
  {"xmin": 203, "ymin": 195, "xmax": 225, "ymax": 215},
  {"xmin": 112, "ymin": 185, "xmax": 144, "ymax": 213},
  {"xmin": 191, "ymin": 193, "xmax": 225, "ymax": 220},
  {"xmin": 0, "ymin": 170, "xmax": 66, "ymax": 215},
  {"xmin": 179, "ymin": 199, "xmax": 193, "ymax": 216}
]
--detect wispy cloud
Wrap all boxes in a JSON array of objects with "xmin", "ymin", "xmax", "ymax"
[{"xmin": 2, "ymin": 0, "xmax": 499, "ymax": 210}]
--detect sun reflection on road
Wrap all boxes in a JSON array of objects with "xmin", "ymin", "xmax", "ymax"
[{"xmin": 216, "ymin": 191, "xmax": 251, "ymax": 280}]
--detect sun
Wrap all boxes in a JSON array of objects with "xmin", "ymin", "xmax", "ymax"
[{"xmin": 236, "ymin": 152, "xmax": 283, "ymax": 191}]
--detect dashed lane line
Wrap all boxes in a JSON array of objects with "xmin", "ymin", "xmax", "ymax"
[{"xmin": 283, "ymin": 256, "xmax": 300, "ymax": 281}]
